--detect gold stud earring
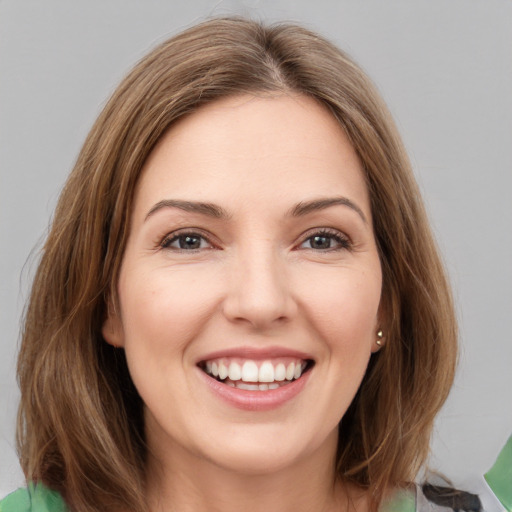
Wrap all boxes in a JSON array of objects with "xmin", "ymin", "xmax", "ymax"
[{"xmin": 376, "ymin": 330, "xmax": 384, "ymax": 346}]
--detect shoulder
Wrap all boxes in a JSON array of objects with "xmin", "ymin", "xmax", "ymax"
[{"xmin": 0, "ymin": 483, "xmax": 67, "ymax": 512}]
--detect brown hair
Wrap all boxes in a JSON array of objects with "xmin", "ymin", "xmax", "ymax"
[{"xmin": 17, "ymin": 17, "xmax": 457, "ymax": 512}]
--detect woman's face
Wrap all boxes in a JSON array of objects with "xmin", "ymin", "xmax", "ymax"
[{"xmin": 103, "ymin": 94, "xmax": 383, "ymax": 475}]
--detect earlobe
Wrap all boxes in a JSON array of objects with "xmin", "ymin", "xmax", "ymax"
[
  {"xmin": 372, "ymin": 297, "xmax": 388, "ymax": 353},
  {"xmin": 102, "ymin": 307, "xmax": 125, "ymax": 348},
  {"xmin": 371, "ymin": 329, "xmax": 384, "ymax": 353}
]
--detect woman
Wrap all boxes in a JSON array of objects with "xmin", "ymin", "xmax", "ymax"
[{"xmin": 1, "ymin": 16, "xmax": 482, "ymax": 512}]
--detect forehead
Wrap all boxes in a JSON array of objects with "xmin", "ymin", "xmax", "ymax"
[{"xmin": 134, "ymin": 93, "xmax": 370, "ymax": 219}]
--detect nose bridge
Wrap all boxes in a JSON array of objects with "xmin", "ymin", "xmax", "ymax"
[{"xmin": 223, "ymin": 240, "xmax": 295, "ymax": 328}]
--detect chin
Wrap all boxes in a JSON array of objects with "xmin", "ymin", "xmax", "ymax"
[
  {"xmin": 194, "ymin": 421, "xmax": 338, "ymax": 477},
  {"xmin": 205, "ymin": 441, "xmax": 308, "ymax": 476}
]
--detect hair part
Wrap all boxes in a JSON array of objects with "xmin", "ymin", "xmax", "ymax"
[{"xmin": 17, "ymin": 16, "xmax": 457, "ymax": 512}]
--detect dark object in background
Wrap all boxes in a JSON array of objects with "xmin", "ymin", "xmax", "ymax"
[{"xmin": 422, "ymin": 483, "xmax": 482, "ymax": 512}]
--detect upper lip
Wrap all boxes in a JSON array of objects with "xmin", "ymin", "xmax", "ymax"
[{"xmin": 196, "ymin": 346, "xmax": 315, "ymax": 364}]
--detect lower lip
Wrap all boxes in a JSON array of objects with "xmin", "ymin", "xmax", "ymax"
[{"xmin": 198, "ymin": 367, "xmax": 311, "ymax": 411}]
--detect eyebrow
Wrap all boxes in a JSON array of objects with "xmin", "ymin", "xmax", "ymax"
[
  {"xmin": 145, "ymin": 199, "xmax": 231, "ymax": 221},
  {"xmin": 145, "ymin": 196, "xmax": 367, "ymax": 224},
  {"xmin": 289, "ymin": 197, "xmax": 367, "ymax": 223}
]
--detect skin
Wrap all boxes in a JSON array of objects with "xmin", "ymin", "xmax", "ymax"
[{"xmin": 103, "ymin": 93, "xmax": 383, "ymax": 512}]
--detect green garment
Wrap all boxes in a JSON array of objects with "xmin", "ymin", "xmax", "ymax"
[
  {"xmin": 0, "ymin": 483, "xmax": 66, "ymax": 512},
  {"xmin": 485, "ymin": 435, "xmax": 512, "ymax": 511},
  {"xmin": 380, "ymin": 487, "xmax": 416, "ymax": 512},
  {"xmin": 0, "ymin": 483, "xmax": 415, "ymax": 512}
]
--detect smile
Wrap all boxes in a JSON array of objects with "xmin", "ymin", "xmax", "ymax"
[
  {"xmin": 196, "ymin": 348, "xmax": 315, "ymax": 410},
  {"xmin": 200, "ymin": 358, "xmax": 312, "ymax": 391},
  {"xmin": 198, "ymin": 357, "xmax": 314, "ymax": 402}
]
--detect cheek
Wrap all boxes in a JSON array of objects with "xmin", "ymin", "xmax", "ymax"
[
  {"xmin": 118, "ymin": 266, "xmax": 223, "ymax": 356},
  {"xmin": 297, "ymin": 266, "xmax": 382, "ymax": 356},
  {"xmin": 117, "ymin": 267, "xmax": 225, "ymax": 417}
]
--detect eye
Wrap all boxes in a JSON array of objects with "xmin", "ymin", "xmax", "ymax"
[
  {"xmin": 299, "ymin": 229, "xmax": 351, "ymax": 251},
  {"xmin": 161, "ymin": 231, "xmax": 213, "ymax": 251}
]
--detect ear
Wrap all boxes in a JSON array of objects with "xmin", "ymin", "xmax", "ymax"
[{"xmin": 102, "ymin": 302, "xmax": 125, "ymax": 348}]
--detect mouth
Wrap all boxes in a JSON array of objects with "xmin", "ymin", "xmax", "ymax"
[{"xmin": 198, "ymin": 357, "xmax": 315, "ymax": 391}]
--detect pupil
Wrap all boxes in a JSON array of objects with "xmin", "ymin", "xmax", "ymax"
[
  {"xmin": 180, "ymin": 235, "xmax": 200, "ymax": 249},
  {"xmin": 312, "ymin": 236, "xmax": 330, "ymax": 249}
]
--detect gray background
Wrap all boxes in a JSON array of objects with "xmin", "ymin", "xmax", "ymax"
[{"xmin": 1, "ymin": 0, "xmax": 511, "ymax": 495}]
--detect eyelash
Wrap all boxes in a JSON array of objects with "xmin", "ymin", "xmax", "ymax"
[
  {"xmin": 160, "ymin": 230, "xmax": 215, "ymax": 252},
  {"xmin": 297, "ymin": 228, "xmax": 351, "ymax": 252},
  {"xmin": 159, "ymin": 228, "xmax": 351, "ymax": 253}
]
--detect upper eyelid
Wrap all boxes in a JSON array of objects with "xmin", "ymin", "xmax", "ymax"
[
  {"xmin": 294, "ymin": 228, "xmax": 352, "ymax": 252},
  {"xmin": 157, "ymin": 226, "xmax": 350, "ymax": 248},
  {"xmin": 160, "ymin": 228, "xmax": 216, "ymax": 248},
  {"xmin": 298, "ymin": 227, "xmax": 350, "ymax": 242}
]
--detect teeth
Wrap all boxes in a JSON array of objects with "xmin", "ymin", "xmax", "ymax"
[
  {"xmin": 202, "ymin": 358, "xmax": 310, "ymax": 386},
  {"xmin": 274, "ymin": 363, "xmax": 286, "ymax": 381},
  {"xmin": 228, "ymin": 362, "xmax": 241, "ymax": 380},
  {"xmin": 232, "ymin": 381, "xmax": 287, "ymax": 391},
  {"xmin": 258, "ymin": 361, "xmax": 274, "ymax": 382},
  {"xmin": 237, "ymin": 382, "xmax": 260, "ymax": 391},
  {"xmin": 241, "ymin": 361, "xmax": 259, "ymax": 382},
  {"xmin": 218, "ymin": 361, "xmax": 228, "ymax": 380}
]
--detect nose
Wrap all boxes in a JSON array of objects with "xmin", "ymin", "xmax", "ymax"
[{"xmin": 222, "ymin": 246, "xmax": 297, "ymax": 330}]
